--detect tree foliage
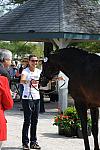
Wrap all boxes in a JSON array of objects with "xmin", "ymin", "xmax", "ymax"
[
  {"xmin": 70, "ymin": 42, "xmax": 100, "ymax": 53},
  {"xmin": 0, "ymin": 41, "xmax": 100, "ymax": 60},
  {"xmin": 12, "ymin": 0, "xmax": 27, "ymax": 4},
  {"xmin": 0, "ymin": 41, "xmax": 43, "ymax": 59}
]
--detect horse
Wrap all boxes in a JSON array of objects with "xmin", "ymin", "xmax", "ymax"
[{"xmin": 39, "ymin": 46, "xmax": 100, "ymax": 150}]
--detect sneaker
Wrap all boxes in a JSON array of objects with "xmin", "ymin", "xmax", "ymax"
[
  {"xmin": 30, "ymin": 143, "xmax": 41, "ymax": 149},
  {"xmin": 23, "ymin": 144, "xmax": 30, "ymax": 150}
]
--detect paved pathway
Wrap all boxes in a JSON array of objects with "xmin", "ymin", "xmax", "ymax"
[{"xmin": 1, "ymin": 101, "xmax": 100, "ymax": 150}]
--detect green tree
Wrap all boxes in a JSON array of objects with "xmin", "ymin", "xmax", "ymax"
[
  {"xmin": 12, "ymin": 0, "xmax": 27, "ymax": 4},
  {"xmin": 70, "ymin": 42, "xmax": 100, "ymax": 53},
  {"xmin": 0, "ymin": 41, "xmax": 43, "ymax": 59}
]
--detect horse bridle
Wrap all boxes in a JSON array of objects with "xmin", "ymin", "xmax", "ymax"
[
  {"xmin": 29, "ymin": 73, "xmax": 66, "ymax": 95},
  {"xmin": 39, "ymin": 73, "xmax": 66, "ymax": 94},
  {"xmin": 40, "ymin": 70, "xmax": 59, "ymax": 80}
]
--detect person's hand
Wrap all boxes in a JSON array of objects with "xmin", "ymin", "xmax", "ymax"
[
  {"xmin": 52, "ymin": 76, "xmax": 64, "ymax": 81},
  {"xmin": 58, "ymin": 76, "xmax": 64, "ymax": 80},
  {"xmin": 31, "ymin": 79, "xmax": 39, "ymax": 84},
  {"xmin": 10, "ymin": 90, "xmax": 12, "ymax": 95},
  {"xmin": 31, "ymin": 79, "xmax": 38, "ymax": 84},
  {"xmin": 15, "ymin": 71, "xmax": 20, "ymax": 77}
]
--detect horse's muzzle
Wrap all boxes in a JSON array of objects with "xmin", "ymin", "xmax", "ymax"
[{"xmin": 39, "ymin": 76, "xmax": 49, "ymax": 87}]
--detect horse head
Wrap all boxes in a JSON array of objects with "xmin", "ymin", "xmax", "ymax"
[{"xmin": 39, "ymin": 53, "xmax": 59, "ymax": 87}]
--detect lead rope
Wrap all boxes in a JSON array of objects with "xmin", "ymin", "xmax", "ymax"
[
  {"xmin": 39, "ymin": 79, "xmax": 66, "ymax": 95},
  {"xmin": 28, "ymin": 79, "xmax": 38, "ymax": 112},
  {"xmin": 29, "ymin": 79, "xmax": 66, "ymax": 95}
]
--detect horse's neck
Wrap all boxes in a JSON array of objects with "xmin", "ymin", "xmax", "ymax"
[
  {"xmin": 59, "ymin": 62, "xmax": 76, "ymax": 78},
  {"xmin": 57, "ymin": 51, "xmax": 85, "ymax": 78}
]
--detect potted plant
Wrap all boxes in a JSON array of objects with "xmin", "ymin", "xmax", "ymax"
[
  {"xmin": 53, "ymin": 114, "xmax": 75, "ymax": 136},
  {"xmin": 53, "ymin": 106, "xmax": 92, "ymax": 137}
]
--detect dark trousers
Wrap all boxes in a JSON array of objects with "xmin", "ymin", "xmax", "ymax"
[
  {"xmin": 22, "ymin": 99, "xmax": 39, "ymax": 145},
  {"xmin": 39, "ymin": 92, "xmax": 45, "ymax": 113},
  {"xmin": 19, "ymin": 84, "xmax": 24, "ymax": 101}
]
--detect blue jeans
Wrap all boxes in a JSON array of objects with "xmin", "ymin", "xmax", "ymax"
[{"xmin": 22, "ymin": 99, "xmax": 39, "ymax": 145}]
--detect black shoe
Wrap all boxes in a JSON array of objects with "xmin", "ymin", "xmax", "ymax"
[
  {"xmin": 23, "ymin": 144, "xmax": 30, "ymax": 150},
  {"xmin": 30, "ymin": 143, "xmax": 41, "ymax": 149}
]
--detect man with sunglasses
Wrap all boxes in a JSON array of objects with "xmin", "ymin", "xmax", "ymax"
[{"xmin": 20, "ymin": 55, "xmax": 41, "ymax": 150}]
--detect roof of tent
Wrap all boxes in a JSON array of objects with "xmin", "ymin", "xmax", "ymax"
[{"xmin": 0, "ymin": 0, "xmax": 99, "ymax": 41}]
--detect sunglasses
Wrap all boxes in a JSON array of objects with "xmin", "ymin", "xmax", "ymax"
[
  {"xmin": 30, "ymin": 60, "xmax": 38, "ymax": 62},
  {"xmin": 23, "ymin": 61, "xmax": 28, "ymax": 62}
]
